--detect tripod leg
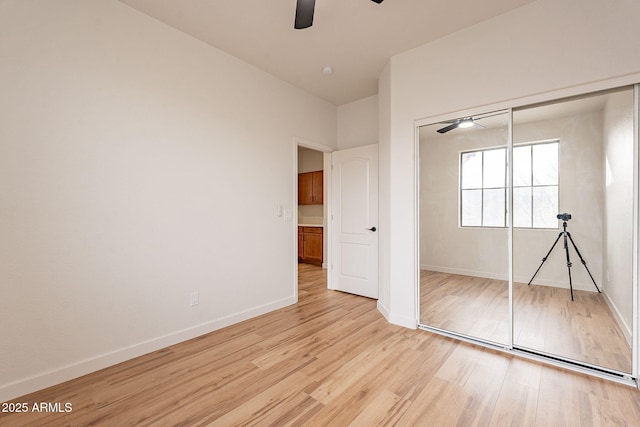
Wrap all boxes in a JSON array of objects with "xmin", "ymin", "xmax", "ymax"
[
  {"xmin": 563, "ymin": 232, "xmax": 574, "ymax": 301},
  {"xmin": 528, "ymin": 233, "xmax": 563, "ymax": 286},
  {"xmin": 566, "ymin": 232, "xmax": 602, "ymax": 293}
]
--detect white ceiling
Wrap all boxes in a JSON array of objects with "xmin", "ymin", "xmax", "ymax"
[{"xmin": 118, "ymin": 0, "xmax": 535, "ymax": 106}]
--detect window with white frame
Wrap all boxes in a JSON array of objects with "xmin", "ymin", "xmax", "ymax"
[{"xmin": 460, "ymin": 140, "xmax": 559, "ymax": 228}]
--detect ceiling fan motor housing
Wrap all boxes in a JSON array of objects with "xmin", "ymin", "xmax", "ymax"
[{"xmin": 295, "ymin": 0, "xmax": 384, "ymax": 29}]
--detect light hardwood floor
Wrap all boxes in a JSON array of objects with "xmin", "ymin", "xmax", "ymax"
[
  {"xmin": 2, "ymin": 264, "xmax": 639, "ymax": 426},
  {"xmin": 420, "ymin": 270, "xmax": 633, "ymax": 373}
]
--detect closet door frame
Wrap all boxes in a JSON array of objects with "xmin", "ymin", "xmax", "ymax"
[{"xmin": 415, "ymin": 82, "xmax": 639, "ymax": 388}]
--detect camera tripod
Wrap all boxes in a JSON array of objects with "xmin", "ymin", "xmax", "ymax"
[{"xmin": 527, "ymin": 219, "xmax": 601, "ymax": 301}]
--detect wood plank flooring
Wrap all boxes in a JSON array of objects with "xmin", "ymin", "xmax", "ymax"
[
  {"xmin": 420, "ymin": 270, "xmax": 633, "ymax": 373},
  {"xmin": 2, "ymin": 264, "xmax": 639, "ymax": 426}
]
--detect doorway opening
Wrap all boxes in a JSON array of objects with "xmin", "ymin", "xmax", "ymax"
[{"xmin": 294, "ymin": 137, "xmax": 333, "ymax": 300}]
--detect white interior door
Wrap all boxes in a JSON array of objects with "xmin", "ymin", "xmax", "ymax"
[{"xmin": 331, "ymin": 144, "xmax": 378, "ymax": 299}]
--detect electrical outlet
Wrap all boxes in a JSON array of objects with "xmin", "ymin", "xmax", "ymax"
[{"xmin": 190, "ymin": 292, "xmax": 199, "ymax": 306}]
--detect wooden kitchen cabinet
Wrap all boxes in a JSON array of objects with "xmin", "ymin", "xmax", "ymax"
[
  {"xmin": 298, "ymin": 171, "xmax": 323, "ymax": 205},
  {"xmin": 298, "ymin": 226, "xmax": 323, "ymax": 265}
]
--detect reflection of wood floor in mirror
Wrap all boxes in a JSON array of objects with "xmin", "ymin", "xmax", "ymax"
[{"xmin": 420, "ymin": 270, "xmax": 632, "ymax": 373}]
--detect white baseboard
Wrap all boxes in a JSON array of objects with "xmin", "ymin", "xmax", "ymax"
[
  {"xmin": 377, "ymin": 300, "xmax": 416, "ymax": 330},
  {"xmin": 376, "ymin": 300, "xmax": 391, "ymax": 322},
  {"xmin": 376, "ymin": 301, "xmax": 417, "ymax": 329},
  {"xmin": 421, "ymin": 264, "xmax": 508, "ymax": 282},
  {"xmin": 387, "ymin": 312, "xmax": 417, "ymax": 330},
  {"xmin": 420, "ymin": 264, "xmax": 598, "ymax": 292},
  {"xmin": 0, "ymin": 296, "xmax": 297, "ymax": 402},
  {"xmin": 602, "ymin": 291, "xmax": 633, "ymax": 346}
]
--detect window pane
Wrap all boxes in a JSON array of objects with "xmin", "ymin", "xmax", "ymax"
[
  {"xmin": 460, "ymin": 143, "xmax": 557, "ymax": 229},
  {"xmin": 513, "ymin": 145, "xmax": 532, "ymax": 186},
  {"xmin": 461, "ymin": 189, "xmax": 482, "ymax": 226},
  {"xmin": 461, "ymin": 152, "xmax": 482, "ymax": 189},
  {"xmin": 533, "ymin": 143, "xmax": 558, "ymax": 185},
  {"xmin": 483, "ymin": 188, "xmax": 505, "ymax": 227},
  {"xmin": 532, "ymin": 186, "xmax": 558, "ymax": 228},
  {"xmin": 483, "ymin": 148, "xmax": 506, "ymax": 188},
  {"xmin": 513, "ymin": 187, "xmax": 532, "ymax": 227}
]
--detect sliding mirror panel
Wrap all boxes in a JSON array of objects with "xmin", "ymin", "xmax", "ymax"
[
  {"xmin": 512, "ymin": 86, "xmax": 634, "ymax": 374},
  {"xmin": 419, "ymin": 111, "xmax": 510, "ymax": 345}
]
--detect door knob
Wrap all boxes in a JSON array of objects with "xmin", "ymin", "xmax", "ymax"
[{"xmin": 367, "ymin": 227, "xmax": 377, "ymax": 232}]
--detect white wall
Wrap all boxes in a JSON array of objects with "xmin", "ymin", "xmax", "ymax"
[
  {"xmin": 420, "ymin": 111, "xmax": 606, "ymax": 291},
  {"xmin": 382, "ymin": 0, "xmax": 640, "ymax": 329},
  {"xmin": 420, "ymin": 121, "xmax": 509, "ymax": 281},
  {"xmin": 603, "ymin": 90, "xmax": 635, "ymax": 339},
  {"xmin": 337, "ymin": 95, "xmax": 378, "ymax": 150},
  {"xmin": 513, "ymin": 111, "xmax": 605, "ymax": 289},
  {"xmin": 0, "ymin": 0, "xmax": 336, "ymax": 401}
]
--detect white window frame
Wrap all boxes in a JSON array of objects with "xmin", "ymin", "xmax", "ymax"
[{"xmin": 459, "ymin": 140, "xmax": 559, "ymax": 229}]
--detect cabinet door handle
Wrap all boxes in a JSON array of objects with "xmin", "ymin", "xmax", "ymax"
[{"xmin": 367, "ymin": 227, "xmax": 377, "ymax": 232}]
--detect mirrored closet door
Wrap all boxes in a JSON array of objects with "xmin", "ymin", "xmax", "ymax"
[
  {"xmin": 419, "ymin": 111, "xmax": 510, "ymax": 346},
  {"xmin": 512, "ymin": 86, "xmax": 635, "ymax": 374},
  {"xmin": 418, "ymin": 84, "xmax": 637, "ymax": 379}
]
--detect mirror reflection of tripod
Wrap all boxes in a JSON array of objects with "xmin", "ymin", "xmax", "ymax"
[{"xmin": 527, "ymin": 213, "xmax": 601, "ymax": 301}]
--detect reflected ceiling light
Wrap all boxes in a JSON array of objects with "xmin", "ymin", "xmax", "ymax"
[
  {"xmin": 437, "ymin": 117, "xmax": 486, "ymax": 133},
  {"xmin": 458, "ymin": 118, "xmax": 474, "ymax": 129},
  {"xmin": 437, "ymin": 111, "xmax": 505, "ymax": 134},
  {"xmin": 322, "ymin": 66, "xmax": 333, "ymax": 75}
]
